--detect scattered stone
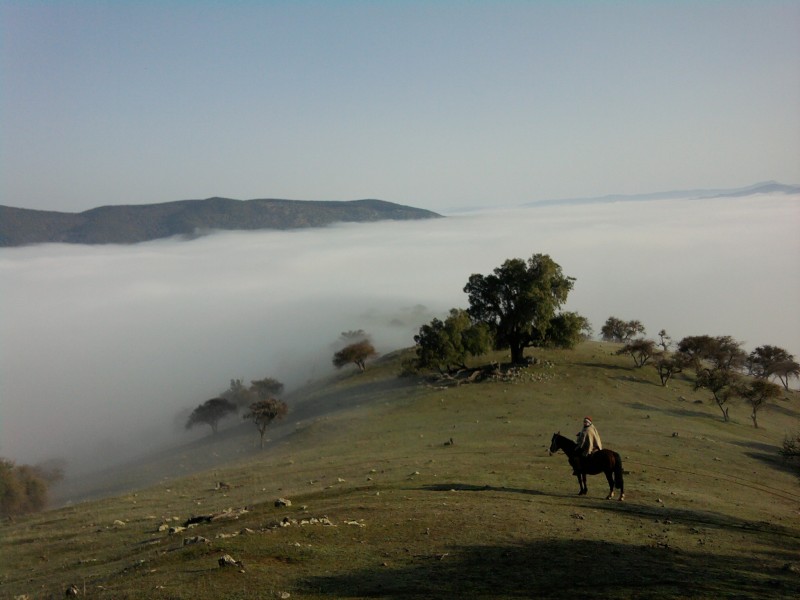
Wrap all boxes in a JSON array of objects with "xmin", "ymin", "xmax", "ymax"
[
  {"xmin": 571, "ymin": 513, "xmax": 585, "ymax": 520},
  {"xmin": 337, "ymin": 477, "xmax": 346, "ymax": 483},
  {"xmin": 444, "ymin": 438, "xmax": 454, "ymax": 446},
  {"xmin": 783, "ymin": 563, "xmax": 798, "ymax": 573},
  {"xmin": 157, "ymin": 523, "xmax": 170, "ymax": 532},
  {"xmin": 218, "ymin": 554, "xmax": 243, "ymax": 568},
  {"xmin": 275, "ymin": 498, "xmax": 292, "ymax": 507},
  {"xmin": 65, "ymin": 585, "xmax": 80, "ymax": 596},
  {"xmin": 168, "ymin": 526, "xmax": 186, "ymax": 535},
  {"xmin": 215, "ymin": 481, "xmax": 231, "ymax": 491},
  {"xmin": 344, "ymin": 519, "xmax": 366, "ymax": 527},
  {"xmin": 278, "ymin": 593, "xmax": 291, "ymax": 599},
  {"xmin": 183, "ymin": 536, "xmax": 210, "ymax": 546},
  {"xmin": 671, "ymin": 432, "xmax": 679, "ymax": 437},
  {"xmin": 112, "ymin": 520, "xmax": 126, "ymax": 527}
]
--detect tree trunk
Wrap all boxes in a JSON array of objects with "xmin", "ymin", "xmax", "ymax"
[
  {"xmin": 751, "ymin": 411, "xmax": 759, "ymax": 428},
  {"xmin": 510, "ymin": 343, "xmax": 525, "ymax": 364}
]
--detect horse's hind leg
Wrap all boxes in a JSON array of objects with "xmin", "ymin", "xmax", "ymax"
[{"xmin": 605, "ymin": 471, "xmax": 615, "ymax": 500}]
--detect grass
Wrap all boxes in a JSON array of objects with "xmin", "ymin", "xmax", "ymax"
[{"xmin": 2, "ymin": 342, "xmax": 799, "ymax": 599}]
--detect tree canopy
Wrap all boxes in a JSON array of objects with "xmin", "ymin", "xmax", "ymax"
[
  {"xmin": 243, "ymin": 398, "xmax": 288, "ymax": 449},
  {"xmin": 333, "ymin": 339, "xmax": 378, "ymax": 372},
  {"xmin": 413, "ymin": 308, "xmax": 493, "ymax": 373},
  {"xmin": 463, "ymin": 253, "xmax": 579, "ymax": 364},
  {"xmin": 185, "ymin": 398, "xmax": 238, "ymax": 435},
  {"xmin": 600, "ymin": 317, "xmax": 646, "ymax": 343}
]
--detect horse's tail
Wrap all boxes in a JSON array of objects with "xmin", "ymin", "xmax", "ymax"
[{"xmin": 613, "ymin": 451, "xmax": 624, "ymax": 492}]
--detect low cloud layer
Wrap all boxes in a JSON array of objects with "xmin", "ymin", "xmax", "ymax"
[{"xmin": 1, "ymin": 194, "xmax": 798, "ymax": 472}]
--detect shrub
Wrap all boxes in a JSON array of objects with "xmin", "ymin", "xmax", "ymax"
[{"xmin": 0, "ymin": 458, "xmax": 51, "ymax": 517}]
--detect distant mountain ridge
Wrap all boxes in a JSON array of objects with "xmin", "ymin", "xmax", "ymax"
[
  {"xmin": 0, "ymin": 197, "xmax": 442, "ymax": 247},
  {"xmin": 526, "ymin": 181, "xmax": 800, "ymax": 207}
]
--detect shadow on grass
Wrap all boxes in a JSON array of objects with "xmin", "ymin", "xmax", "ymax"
[
  {"xmin": 577, "ymin": 362, "xmax": 632, "ymax": 372},
  {"xmin": 592, "ymin": 499, "xmax": 800, "ymax": 541},
  {"xmin": 419, "ymin": 483, "xmax": 545, "ymax": 496},
  {"xmin": 300, "ymin": 538, "xmax": 799, "ymax": 599},
  {"xmin": 625, "ymin": 401, "xmax": 715, "ymax": 420}
]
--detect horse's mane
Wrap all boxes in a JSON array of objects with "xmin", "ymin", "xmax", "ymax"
[{"xmin": 554, "ymin": 432, "xmax": 576, "ymax": 450}]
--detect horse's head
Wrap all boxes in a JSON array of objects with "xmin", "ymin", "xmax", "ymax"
[{"xmin": 548, "ymin": 432, "xmax": 561, "ymax": 455}]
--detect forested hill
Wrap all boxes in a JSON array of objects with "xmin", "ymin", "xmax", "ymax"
[{"xmin": 0, "ymin": 197, "xmax": 442, "ymax": 246}]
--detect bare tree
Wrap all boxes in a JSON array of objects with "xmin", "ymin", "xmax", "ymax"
[{"xmin": 657, "ymin": 329, "xmax": 672, "ymax": 352}]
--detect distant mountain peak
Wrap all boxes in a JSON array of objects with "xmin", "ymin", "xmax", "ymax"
[{"xmin": 526, "ymin": 181, "xmax": 800, "ymax": 208}]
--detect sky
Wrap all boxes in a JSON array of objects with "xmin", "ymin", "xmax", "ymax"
[
  {"xmin": 1, "ymin": 192, "xmax": 799, "ymax": 474},
  {"xmin": 2, "ymin": 1, "xmax": 799, "ymax": 213}
]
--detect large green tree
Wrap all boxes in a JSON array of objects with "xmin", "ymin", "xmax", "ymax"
[{"xmin": 463, "ymin": 254, "xmax": 578, "ymax": 364}]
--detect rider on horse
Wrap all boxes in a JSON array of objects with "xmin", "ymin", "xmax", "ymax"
[{"xmin": 572, "ymin": 416, "xmax": 602, "ymax": 474}]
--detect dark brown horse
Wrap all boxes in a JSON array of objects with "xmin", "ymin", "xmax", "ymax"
[{"xmin": 549, "ymin": 432, "xmax": 625, "ymax": 500}]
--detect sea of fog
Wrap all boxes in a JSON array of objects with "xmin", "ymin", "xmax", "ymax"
[{"xmin": 1, "ymin": 193, "xmax": 798, "ymax": 473}]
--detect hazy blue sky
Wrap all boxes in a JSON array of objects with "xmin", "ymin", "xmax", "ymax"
[{"xmin": 2, "ymin": 1, "xmax": 799, "ymax": 213}]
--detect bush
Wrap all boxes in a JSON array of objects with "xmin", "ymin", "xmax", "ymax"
[
  {"xmin": 0, "ymin": 458, "xmax": 52, "ymax": 517},
  {"xmin": 781, "ymin": 432, "xmax": 800, "ymax": 457}
]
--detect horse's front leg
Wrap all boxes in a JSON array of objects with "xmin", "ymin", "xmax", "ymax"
[
  {"xmin": 579, "ymin": 473, "xmax": 587, "ymax": 495},
  {"xmin": 575, "ymin": 473, "xmax": 584, "ymax": 495}
]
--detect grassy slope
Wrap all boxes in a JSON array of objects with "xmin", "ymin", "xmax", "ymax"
[{"xmin": 2, "ymin": 342, "xmax": 799, "ymax": 599}]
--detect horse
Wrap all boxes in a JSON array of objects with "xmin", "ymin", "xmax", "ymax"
[{"xmin": 549, "ymin": 432, "xmax": 625, "ymax": 501}]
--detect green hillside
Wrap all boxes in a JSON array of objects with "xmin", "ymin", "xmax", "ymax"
[{"xmin": 2, "ymin": 342, "xmax": 799, "ymax": 599}]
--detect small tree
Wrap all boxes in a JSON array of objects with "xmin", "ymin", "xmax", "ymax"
[
  {"xmin": 694, "ymin": 368, "xmax": 741, "ymax": 422},
  {"xmin": 414, "ymin": 308, "xmax": 492, "ymax": 373},
  {"xmin": 600, "ymin": 317, "xmax": 645, "ymax": 343},
  {"xmin": 678, "ymin": 335, "xmax": 747, "ymax": 421},
  {"xmin": 771, "ymin": 359, "xmax": 800, "ymax": 391},
  {"xmin": 221, "ymin": 378, "xmax": 257, "ymax": 409},
  {"xmin": 747, "ymin": 345, "xmax": 793, "ymax": 378},
  {"xmin": 250, "ymin": 377, "xmax": 285, "ymax": 400},
  {"xmin": 0, "ymin": 458, "xmax": 51, "ymax": 517},
  {"xmin": 653, "ymin": 352, "xmax": 689, "ymax": 387},
  {"xmin": 333, "ymin": 340, "xmax": 378, "ymax": 372},
  {"xmin": 780, "ymin": 431, "xmax": 800, "ymax": 473},
  {"xmin": 185, "ymin": 398, "xmax": 238, "ymax": 435},
  {"xmin": 617, "ymin": 338, "xmax": 657, "ymax": 367},
  {"xmin": 741, "ymin": 379, "xmax": 782, "ymax": 428},
  {"xmin": 657, "ymin": 329, "xmax": 672, "ymax": 352},
  {"xmin": 243, "ymin": 398, "xmax": 288, "ymax": 449},
  {"xmin": 545, "ymin": 312, "xmax": 592, "ymax": 349}
]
